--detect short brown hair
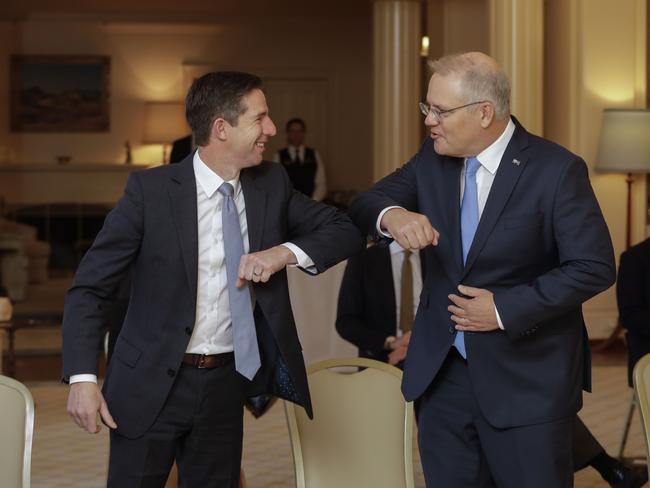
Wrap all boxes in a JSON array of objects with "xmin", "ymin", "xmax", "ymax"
[{"xmin": 185, "ymin": 72, "xmax": 263, "ymax": 146}]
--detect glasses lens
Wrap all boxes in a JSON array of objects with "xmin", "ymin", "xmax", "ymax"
[{"xmin": 418, "ymin": 102, "xmax": 429, "ymax": 117}]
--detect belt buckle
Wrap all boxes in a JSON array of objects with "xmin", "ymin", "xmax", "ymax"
[{"xmin": 197, "ymin": 354, "xmax": 208, "ymax": 369}]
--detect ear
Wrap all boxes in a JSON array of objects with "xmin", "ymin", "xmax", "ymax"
[
  {"xmin": 212, "ymin": 118, "xmax": 228, "ymax": 142},
  {"xmin": 478, "ymin": 102, "xmax": 495, "ymax": 128}
]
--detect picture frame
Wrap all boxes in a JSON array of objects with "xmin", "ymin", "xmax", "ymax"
[{"xmin": 10, "ymin": 55, "xmax": 110, "ymax": 132}]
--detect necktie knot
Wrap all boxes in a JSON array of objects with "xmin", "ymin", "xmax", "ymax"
[
  {"xmin": 218, "ymin": 182, "xmax": 234, "ymax": 198},
  {"xmin": 466, "ymin": 157, "xmax": 481, "ymax": 176}
]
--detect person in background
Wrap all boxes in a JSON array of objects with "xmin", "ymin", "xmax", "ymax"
[
  {"xmin": 617, "ymin": 197, "xmax": 650, "ymax": 387},
  {"xmin": 336, "ymin": 242, "xmax": 422, "ymax": 367},
  {"xmin": 169, "ymin": 134, "xmax": 192, "ymax": 164},
  {"xmin": 273, "ymin": 118, "xmax": 327, "ymax": 201}
]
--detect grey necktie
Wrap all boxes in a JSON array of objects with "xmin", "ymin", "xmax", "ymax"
[{"xmin": 218, "ymin": 182, "xmax": 261, "ymax": 380}]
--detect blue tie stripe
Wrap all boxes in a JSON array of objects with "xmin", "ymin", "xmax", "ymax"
[
  {"xmin": 218, "ymin": 182, "xmax": 261, "ymax": 380},
  {"xmin": 454, "ymin": 157, "xmax": 481, "ymax": 359}
]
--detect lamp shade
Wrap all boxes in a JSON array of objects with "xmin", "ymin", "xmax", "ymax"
[
  {"xmin": 595, "ymin": 109, "xmax": 650, "ymax": 173},
  {"xmin": 142, "ymin": 102, "xmax": 188, "ymax": 144}
]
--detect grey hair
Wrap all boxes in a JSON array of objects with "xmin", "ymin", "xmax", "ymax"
[{"xmin": 429, "ymin": 52, "xmax": 511, "ymax": 120}]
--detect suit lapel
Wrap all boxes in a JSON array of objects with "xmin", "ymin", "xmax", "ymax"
[
  {"xmin": 462, "ymin": 122, "xmax": 530, "ymax": 276},
  {"xmin": 440, "ymin": 156, "xmax": 464, "ymax": 275},
  {"xmin": 240, "ymin": 169, "xmax": 267, "ymax": 252},
  {"xmin": 168, "ymin": 157, "xmax": 199, "ymax": 303}
]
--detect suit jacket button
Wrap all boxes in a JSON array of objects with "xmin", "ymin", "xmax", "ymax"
[
  {"xmin": 167, "ymin": 369, "xmax": 176, "ymax": 377},
  {"xmin": 185, "ymin": 327, "xmax": 193, "ymax": 336},
  {"xmin": 449, "ymin": 326, "xmax": 455, "ymax": 333}
]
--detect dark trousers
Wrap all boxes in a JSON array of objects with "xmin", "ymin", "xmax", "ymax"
[
  {"xmin": 572, "ymin": 416, "xmax": 604, "ymax": 470},
  {"xmin": 108, "ymin": 361, "xmax": 246, "ymax": 488},
  {"xmin": 416, "ymin": 349, "xmax": 574, "ymax": 488}
]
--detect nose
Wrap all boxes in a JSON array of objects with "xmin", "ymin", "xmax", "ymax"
[
  {"xmin": 264, "ymin": 116, "xmax": 277, "ymax": 137},
  {"xmin": 424, "ymin": 112, "xmax": 439, "ymax": 127}
]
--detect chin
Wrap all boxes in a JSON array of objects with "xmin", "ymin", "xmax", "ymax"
[{"xmin": 433, "ymin": 140, "xmax": 449, "ymax": 156}]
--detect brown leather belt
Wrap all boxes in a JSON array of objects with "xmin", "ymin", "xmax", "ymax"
[{"xmin": 182, "ymin": 352, "xmax": 234, "ymax": 369}]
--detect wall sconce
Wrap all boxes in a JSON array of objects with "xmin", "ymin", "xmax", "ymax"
[
  {"xmin": 420, "ymin": 36, "xmax": 430, "ymax": 58},
  {"xmin": 142, "ymin": 102, "xmax": 188, "ymax": 164}
]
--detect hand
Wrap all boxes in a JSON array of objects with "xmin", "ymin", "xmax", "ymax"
[
  {"xmin": 67, "ymin": 382, "xmax": 117, "ymax": 434},
  {"xmin": 387, "ymin": 332, "xmax": 410, "ymax": 365},
  {"xmin": 380, "ymin": 208, "xmax": 439, "ymax": 251},
  {"xmin": 393, "ymin": 330, "xmax": 411, "ymax": 349},
  {"xmin": 448, "ymin": 285, "xmax": 499, "ymax": 332},
  {"xmin": 388, "ymin": 345, "xmax": 408, "ymax": 366},
  {"xmin": 237, "ymin": 245, "xmax": 297, "ymax": 287}
]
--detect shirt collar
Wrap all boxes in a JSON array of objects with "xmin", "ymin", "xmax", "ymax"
[
  {"xmin": 472, "ymin": 118, "xmax": 516, "ymax": 174},
  {"xmin": 193, "ymin": 151, "xmax": 241, "ymax": 198}
]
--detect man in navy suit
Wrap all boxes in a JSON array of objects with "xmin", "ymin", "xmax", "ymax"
[
  {"xmin": 349, "ymin": 52, "xmax": 615, "ymax": 487},
  {"xmin": 62, "ymin": 71, "xmax": 363, "ymax": 487}
]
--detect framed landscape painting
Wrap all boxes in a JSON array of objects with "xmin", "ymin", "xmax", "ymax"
[{"xmin": 10, "ymin": 55, "xmax": 110, "ymax": 132}]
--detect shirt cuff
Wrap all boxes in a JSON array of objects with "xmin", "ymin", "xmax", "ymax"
[
  {"xmin": 69, "ymin": 374, "xmax": 98, "ymax": 384},
  {"xmin": 494, "ymin": 305, "xmax": 505, "ymax": 330},
  {"xmin": 281, "ymin": 242, "xmax": 317, "ymax": 275},
  {"xmin": 376, "ymin": 206, "xmax": 404, "ymax": 238}
]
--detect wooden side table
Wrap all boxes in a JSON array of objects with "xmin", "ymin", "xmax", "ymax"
[{"xmin": 0, "ymin": 314, "xmax": 62, "ymax": 378}]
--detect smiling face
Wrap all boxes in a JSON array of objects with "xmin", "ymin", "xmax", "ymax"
[
  {"xmin": 225, "ymin": 88, "xmax": 277, "ymax": 169},
  {"xmin": 424, "ymin": 73, "xmax": 484, "ymax": 158}
]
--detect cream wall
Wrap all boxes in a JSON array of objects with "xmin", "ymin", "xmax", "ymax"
[
  {"xmin": 545, "ymin": 0, "xmax": 647, "ymax": 337},
  {"xmin": 0, "ymin": 17, "xmax": 372, "ymax": 195},
  {"xmin": 427, "ymin": 0, "xmax": 489, "ymax": 61}
]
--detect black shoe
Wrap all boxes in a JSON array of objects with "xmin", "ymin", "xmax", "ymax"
[{"xmin": 606, "ymin": 461, "xmax": 648, "ymax": 488}]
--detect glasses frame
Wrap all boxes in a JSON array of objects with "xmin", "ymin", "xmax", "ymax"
[{"xmin": 418, "ymin": 100, "xmax": 488, "ymax": 122}]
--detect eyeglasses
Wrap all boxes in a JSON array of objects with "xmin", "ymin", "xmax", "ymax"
[{"xmin": 418, "ymin": 100, "xmax": 488, "ymax": 122}]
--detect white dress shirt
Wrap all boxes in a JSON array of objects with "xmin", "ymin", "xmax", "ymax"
[
  {"xmin": 70, "ymin": 152, "xmax": 314, "ymax": 384},
  {"xmin": 389, "ymin": 241, "xmax": 423, "ymax": 336},
  {"xmin": 272, "ymin": 145, "xmax": 328, "ymax": 201},
  {"xmin": 376, "ymin": 119, "xmax": 516, "ymax": 330}
]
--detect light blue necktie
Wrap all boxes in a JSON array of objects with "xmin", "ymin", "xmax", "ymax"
[
  {"xmin": 218, "ymin": 182, "xmax": 261, "ymax": 380},
  {"xmin": 454, "ymin": 157, "xmax": 481, "ymax": 359}
]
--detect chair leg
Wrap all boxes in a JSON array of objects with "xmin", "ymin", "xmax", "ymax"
[{"xmin": 618, "ymin": 390, "xmax": 637, "ymax": 459}]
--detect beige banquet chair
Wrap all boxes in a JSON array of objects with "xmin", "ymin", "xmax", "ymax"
[
  {"xmin": 633, "ymin": 353, "xmax": 650, "ymax": 480},
  {"xmin": 0, "ymin": 374, "xmax": 35, "ymax": 488},
  {"xmin": 284, "ymin": 357, "xmax": 414, "ymax": 488}
]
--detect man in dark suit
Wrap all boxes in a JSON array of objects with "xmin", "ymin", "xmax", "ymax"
[
  {"xmin": 336, "ymin": 242, "xmax": 422, "ymax": 365},
  {"xmin": 349, "ymin": 52, "xmax": 615, "ymax": 487},
  {"xmin": 169, "ymin": 134, "xmax": 192, "ymax": 164},
  {"xmin": 617, "ymin": 200, "xmax": 650, "ymax": 386},
  {"xmin": 63, "ymin": 71, "xmax": 363, "ymax": 487}
]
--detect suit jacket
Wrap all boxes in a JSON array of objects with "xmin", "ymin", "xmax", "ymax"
[
  {"xmin": 169, "ymin": 135, "xmax": 192, "ymax": 164},
  {"xmin": 617, "ymin": 237, "xmax": 650, "ymax": 385},
  {"xmin": 349, "ymin": 118, "xmax": 615, "ymax": 429},
  {"xmin": 336, "ymin": 245, "xmax": 423, "ymax": 362},
  {"xmin": 62, "ymin": 156, "xmax": 364, "ymax": 438}
]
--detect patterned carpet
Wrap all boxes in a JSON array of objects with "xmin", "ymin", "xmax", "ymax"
[{"xmin": 24, "ymin": 365, "xmax": 647, "ymax": 487}]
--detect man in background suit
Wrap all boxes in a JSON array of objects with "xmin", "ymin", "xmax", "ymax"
[
  {"xmin": 336, "ymin": 242, "xmax": 422, "ymax": 366},
  {"xmin": 169, "ymin": 134, "xmax": 192, "ymax": 164},
  {"xmin": 273, "ymin": 118, "xmax": 327, "ymax": 201},
  {"xmin": 349, "ymin": 52, "xmax": 615, "ymax": 487},
  {"xmin": 618, "ymin": 199, "xmax": 650, "ymax": 387},
  {"xmin": 63, "ymin": 71, "xmax": 363, "ymax": 487}
]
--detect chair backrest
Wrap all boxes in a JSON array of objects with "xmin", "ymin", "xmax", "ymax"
[
  {"xmin": 634, "ymin": 354, "xmax": 650, "ymax": 479},
  {"xmin": 284, "ymin": 357, "xmax": 414, "ymax": 488},
  {"xmin": 0, "ymin": 375, "xmax": 34, "ymax": 488}
]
